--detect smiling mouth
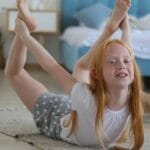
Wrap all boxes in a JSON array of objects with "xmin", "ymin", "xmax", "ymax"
[{"xmin": 116, "ymin": 73, "xmax": 128, "ymax": 78}]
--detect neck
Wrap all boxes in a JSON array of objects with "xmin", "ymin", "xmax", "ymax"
[{"xmin": 107, "ymin": 87, "xmax": 129, "ymax": 111}]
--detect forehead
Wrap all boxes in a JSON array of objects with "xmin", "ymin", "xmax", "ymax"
[{"xmin": 106, "ymin": 43, "xmax": 130, "ymax": 57}]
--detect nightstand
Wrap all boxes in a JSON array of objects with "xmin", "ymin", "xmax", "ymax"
[{"xmin": 7, "ymin": 9, "xmax": 60, "ymax": 44}]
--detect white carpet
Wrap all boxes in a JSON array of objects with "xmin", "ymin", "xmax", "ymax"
[{"xmin": 0, "ymin": 105, "xmax": 150, "ymax": 150}]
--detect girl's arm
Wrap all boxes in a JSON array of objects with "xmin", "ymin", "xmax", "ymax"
[
  {"xmin": 72, "ymin": 24, "xmax": 115, "ymax": 84},
  {"xmin": 15, "ymin": 18, "xmax": 76, "ymax": 94}
]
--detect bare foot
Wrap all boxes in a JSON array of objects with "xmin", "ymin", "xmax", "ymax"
[
  {"xmin": 107, "ymin": 0, "xmax": 131, "ymax": 33},
  {"xmin": 17, "ymin": 0, "xmax": 37, "ymax": 31}
]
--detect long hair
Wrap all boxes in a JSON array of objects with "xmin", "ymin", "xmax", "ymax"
[
  {"xmin": 89, "ymin": 39, "xmax": 144, "ymax": 149},
  {"xmin": 67, "ymin": 39, "xmax": 144, "ymax": 149}
]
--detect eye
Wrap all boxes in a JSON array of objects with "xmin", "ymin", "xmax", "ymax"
[
  {"xmin": 124, "ymin": 59, "xmax": 131, "ymax": 64},
  {"xmin": 108, "ymin": 59, "xmax": 117, "ymax": 64}
]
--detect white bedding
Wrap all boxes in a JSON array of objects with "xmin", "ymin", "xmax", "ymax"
[{"xmin": 60, "ymin": 15, "xmax": 150, "ymax": 59}]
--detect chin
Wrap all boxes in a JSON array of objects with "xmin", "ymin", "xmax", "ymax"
[{"xmin": 115, "ymin": 82, "xmax": 131, "ymax": 89}]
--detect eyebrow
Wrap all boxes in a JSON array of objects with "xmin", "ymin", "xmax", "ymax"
[{"xmin": 107, "ymin": 56, "xmax": 131, "ymax": 59}]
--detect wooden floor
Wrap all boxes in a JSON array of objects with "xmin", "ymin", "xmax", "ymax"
[{"xmin": 0, "ymin": 68, "xmax": 150, "ymax": 150}]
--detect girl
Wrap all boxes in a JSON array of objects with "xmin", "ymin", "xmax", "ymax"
[{"xmin": 5, "ymin": 0, "xmax": 148, "ymax": 149}]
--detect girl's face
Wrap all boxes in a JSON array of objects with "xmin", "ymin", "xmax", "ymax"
[{"xmin": 102, "ymin": 43, "xmax": 134, "ymax": 89}]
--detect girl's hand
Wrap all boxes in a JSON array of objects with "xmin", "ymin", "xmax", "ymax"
[{"xmin": 15, "ymin": 17, "xmax": 30, "ymax": 39}]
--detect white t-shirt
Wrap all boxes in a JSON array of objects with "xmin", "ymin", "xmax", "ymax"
[{"xmin": 60, "ymin": 82, "xmax": 130, "ymax": 147}]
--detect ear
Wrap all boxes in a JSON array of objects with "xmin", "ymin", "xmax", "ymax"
[{"xmin": 90, "ymin": 68, "xmax": 99, "ymax": 80}]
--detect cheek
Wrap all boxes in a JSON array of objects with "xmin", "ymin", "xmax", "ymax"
[
  {"xmin": 102, "ymin": 66, "xmax": 114, "ymax": 80},
  {"xmin": 102, "ymin": 66, "xmax": 109, "ymax": 77},
  {"xmin": 103, "ymin": 65, "xmax": 114, "ymax": 74},
  {"xmin": 128, "ymin": 65, "xmax": 134, "ymax": 79},
  {"xmin": 102, "ymin": 67, "xmax": 108, "ymax": 81}
]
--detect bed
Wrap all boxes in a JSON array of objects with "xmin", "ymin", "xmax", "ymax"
[{"xmin": 60, "ymin": 0, "xmax": 150, "ymax": 77}]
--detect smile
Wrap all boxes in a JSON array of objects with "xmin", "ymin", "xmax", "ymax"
[{"xmin": 116, "ymin": 73, "xmax": 128, "ymax": 77}]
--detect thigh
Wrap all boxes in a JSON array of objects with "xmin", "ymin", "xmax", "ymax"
[{"xmin": 9, "ymin": 69, "xmax": 48, "ymax": 111}]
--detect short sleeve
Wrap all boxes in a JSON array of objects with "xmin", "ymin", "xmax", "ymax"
[{"xmin": 70, "ymin": 82, "xmax": 88, "ymax": 111}]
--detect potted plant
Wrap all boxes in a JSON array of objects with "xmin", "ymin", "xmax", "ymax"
[{"xmin": 0, "ymin": 29, "xmax": 4, "ymax": 68}]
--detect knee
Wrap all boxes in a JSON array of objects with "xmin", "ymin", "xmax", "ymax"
[
  {"xmin": 4, "ymin": 66, "xmax": 18, "ymax": 79},
  {"xmin": 4, "ymin": 66, "xmax": 10, "ymax": 78},
  {"xmin": 4, "ymin": 69, "xmax": 13, "ymax": 79}
]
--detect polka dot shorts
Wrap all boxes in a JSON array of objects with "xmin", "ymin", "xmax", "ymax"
[{"xmin": 32, "ymin": 92, "xmax": 71, "ymax": 140}]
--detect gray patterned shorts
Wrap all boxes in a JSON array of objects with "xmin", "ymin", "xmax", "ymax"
[{"xmin": 32, "ymin": 92, "xmax": 71, "ymax": 140}]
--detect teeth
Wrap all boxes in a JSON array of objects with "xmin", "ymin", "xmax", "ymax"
[{"xmin": 117, "ymin": 73, "xmax": 126, "ymax": 77}]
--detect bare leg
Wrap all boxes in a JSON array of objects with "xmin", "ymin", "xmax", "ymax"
[
  {"xmin": 17, "ymin": 0, "xmax": 37, "ymax": 31},
  {"xmin": 73, "ymin": 0, "xmax": 131, "ymax": 83},
  {"xmin": 5, "ymin": 35, "xmax": 48, "ymax": 111},
  {"xmin": 120, "ymin": 15, "xmax": 132, "ymax": 49}
]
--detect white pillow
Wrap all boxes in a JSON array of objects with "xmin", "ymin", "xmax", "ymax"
[{"xmin": 138, "ymin": 14, "xmax": 150, "ymax": 30}]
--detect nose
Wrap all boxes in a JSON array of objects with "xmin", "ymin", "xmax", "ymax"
[{"xmin": 117, "ymin": 62, "xmax": 126, "ymax": 69}]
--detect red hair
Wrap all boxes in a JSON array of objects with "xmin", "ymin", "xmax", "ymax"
[{"xmin": 67, "ymin": 39, "xmax": 144, "ymax": 149}]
